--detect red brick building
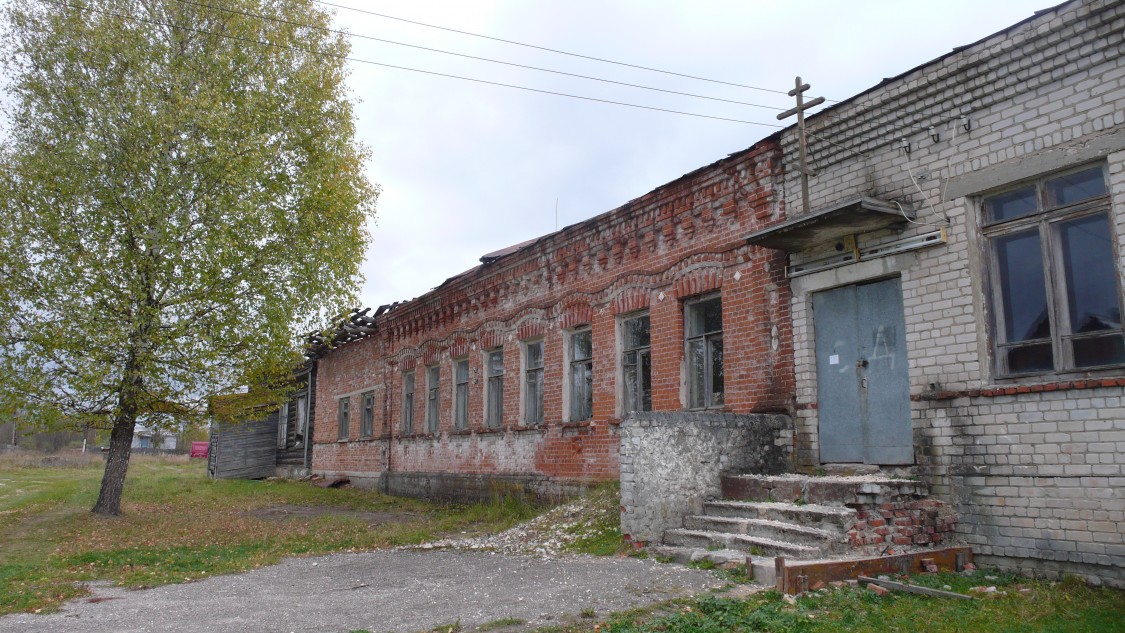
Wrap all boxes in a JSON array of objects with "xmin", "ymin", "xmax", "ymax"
[{"xmin": 311, "ymin": 136, "xmax": 794, "ymax": 500}]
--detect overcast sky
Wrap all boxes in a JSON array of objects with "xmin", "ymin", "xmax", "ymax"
[{"xmin": 333, "ymin": 0, "xmax": 1053, "ymax": 310}]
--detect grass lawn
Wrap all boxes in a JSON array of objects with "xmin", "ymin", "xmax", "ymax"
[
  {"xmin": 537, "ymin": 572, "xmax": 1125, "ymax": 633},
  {"xmin": 0, "ymin": 451, "xmax": 539, "ymax": 616},
  {"xmin": 2, "ymin": 451, "xmax": 1123, "ymax": 632}
]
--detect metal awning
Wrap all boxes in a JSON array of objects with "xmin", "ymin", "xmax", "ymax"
[{"xmin": 744, "ymin": 196, "xmax": 913, "ymax": 252}]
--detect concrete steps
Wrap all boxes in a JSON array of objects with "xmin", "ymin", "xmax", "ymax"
[
  {"xmin": 721, "ymin": 474, "xmax": 927, "ymax": 506},
  {"xmin": 704, "ymin": 500, "xmax": 857, "ymax": 534},
  {"xmin": 656, "ymin": 472, "xmax": 953, "ymax": 585},
  {"xmin": 664, "ymin": 528, "xmax": 825, "ymax": 558}
]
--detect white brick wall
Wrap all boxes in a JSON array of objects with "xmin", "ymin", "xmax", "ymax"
[{"xmin": 780, "ymin": 0, "xmax": 1125, "ymax": 586}]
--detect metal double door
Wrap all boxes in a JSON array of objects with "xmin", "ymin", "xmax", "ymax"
[{"xmin": 812, "ymin": 277, "xmax": 913, "ymax": 465}]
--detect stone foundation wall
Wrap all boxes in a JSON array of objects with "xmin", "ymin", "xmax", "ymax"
[{"xmin": 619, "ymin": 412, "xmax": 793, "ymax": 543}]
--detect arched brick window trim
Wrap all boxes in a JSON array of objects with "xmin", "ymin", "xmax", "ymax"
[
  {"xmin": 673, "ymin": 266, "xmax": 723, "ymax": 299},
  {"xmin": 479, "ymin": 330, "xmax": 505, "ymax": 350},
  {"xmin": 517, "ymin": 319, "xmax": 546, "ymax": 340},
  {"xmin": 560, "ymin": 302, "xmax": 594, "ymax": 330},
  {"xmin": 612, "ymin": 287, "xmax": 652, "ymax": 315}
]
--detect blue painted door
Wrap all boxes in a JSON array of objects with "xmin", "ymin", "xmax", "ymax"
[{"xmin": 812, "ymin": 277, "xmax": 912, "ymax": 464}]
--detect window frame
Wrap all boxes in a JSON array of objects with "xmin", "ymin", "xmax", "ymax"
[
  {"xmin": 402, "ymin": 370, "xmax": 415, "ymax": 434},
  {"xmin": 425, "ymin": 365, "xmax": 440, "ymax": 434},
  {"xmin": 981, "ymin": 163, "xmax": 1124, "ymax": 378},
  {"xmin": 337, "ymin": 396, "xmax": 350, "ymax": 441},
  {"xmin": 360, "ymin": 391, "xmax": 375, "ymax": 438},
  {"xmin": 522, "ymin": 339, "xmax": 544, "ymax": 426},
  {"xmin": 619, "ymin": 311, "xmax": 652, "ymax": 414},
  {"xmin": 453, "ymin": 358, "xmax": 469, "ymax": 430},
  {"xmin": 685, "ymin": 294, "xmax": 724, "ymax": 409},
  {"xmin": 485, "ymin": 349, "xmax": 504, "ymax": 428},
  {"xmin": 567, "ymin": 327, "xmax": 594, "ymax": 422}
]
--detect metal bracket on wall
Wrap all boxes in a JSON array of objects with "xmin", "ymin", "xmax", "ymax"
[{"xmin": 785, "ymin": 227, "xmax": 947, "ymax": 278}]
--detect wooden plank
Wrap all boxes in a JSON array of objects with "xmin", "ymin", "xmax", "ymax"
[
  {"xmin": 858, "ymin": 576, "xmax": 973, "ymax": 600},
  {"xmin": 777, "ymin": 547, "xmax": 973, "ymax": 594}
]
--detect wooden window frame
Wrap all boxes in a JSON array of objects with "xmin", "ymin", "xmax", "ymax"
[
  {"xmin": 685, "ymin": 294, "xmax": 724, "ymax": 409},
  {"xmin": 982, "ymin": 163, "xmax": 1124, "ymax": 378},
  {"xmin": 360, "ymin": 391, "xmax": 375, "ymax": 438},
  {"xmin": 522, "ymin": 339, "xmax": 544, "ymax": 426},
  {"xmin": 485, "ymin": 349, "xmax": 504, "ymax": 428},
  {"xmin": 619, "ymin": 312, "xmax": 652, "ymax": 414},
  {"xmin": 453, "ymin": 358, "xmax": 469, "ymax": 430},
  {"xmin": 567, "ymin": 327, "xmax": 593, "ymax": 422},
  {"xmin": 337, "ymin": 396, "xmax": 350, "ymax": 441},
  {"xmin": 402, "ymin": 370, "xmax": 415, "ymax": 434}
]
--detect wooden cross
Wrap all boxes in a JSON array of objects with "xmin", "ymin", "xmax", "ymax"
[{"xmin": 777, "ymin": 76, "xmax": 825, "ymax": 213}]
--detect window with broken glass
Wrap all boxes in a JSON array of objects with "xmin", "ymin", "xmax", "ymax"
[
  {"xmin": 454, "ymin": 359, "xmax": 469, "ymax": 430},
  {"xmin": 337, "ymin": 396, "xmax": 350, "ymax": 440},
  {"xmin": 360, "ymin": 391, "xmax": 375, "ymax": 437},
  {"xmin": 982, "ymin": 164, "xmax": 1124, "ymax": 376},
  {"xmin": 402, "ymin": 371, "xmax": 415, "ymax": 434},
  {"xmin": 569, "ymin": 328, "xmax": 593, "ymax": 421},
  {"xmin": 686, "ymin": 295, "xmax": 724, "ymax": 408},
  {"xmin": 620, "ymin": 313, "xmax": 652, "ymax": 413},
  {"xmin": 426, "ymin": 365, "xmax": 440, "ymax": 433},
  {"xmin": 523, "ymin": 340, "xmax": 544, "ymax": 425},
  {"xmin": 486, "ymin": 350, "xmax": 504, "ymax": 428}
]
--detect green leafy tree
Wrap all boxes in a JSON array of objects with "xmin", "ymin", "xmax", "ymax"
[{"xmin": 0, "ymin": 0, "xmax": 377, "ymax": 515}]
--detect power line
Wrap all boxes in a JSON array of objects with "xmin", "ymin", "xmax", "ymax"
[
  {"xmin": 43, "ymin": 0, "xmax": 786, "ymax": 128},
  {"xmin": 175, "ymin": 0, "xmax": 787, "ymax": 112},
  {"xmin": 313, "ymin": 1, "xmax": 988, "ymax": 139},
  {"xmin": 315, "ymin": 0, "xmax": 800, "ymax": 99}
]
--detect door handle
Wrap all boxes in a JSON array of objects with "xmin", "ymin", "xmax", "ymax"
[{"xmin": 856, "ymin": 358, "xmax": 869, "ymax": 369}]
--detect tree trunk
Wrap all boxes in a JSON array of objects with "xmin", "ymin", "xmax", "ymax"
[{"xmin": 92, "ymin": 413, "xmax": 136, "ymax": 516}]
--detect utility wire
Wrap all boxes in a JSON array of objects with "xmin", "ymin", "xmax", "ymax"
[
  {"xmin": 175, "ymin": 0, "xmax": 787, "ymax": 112},
  {"xmin": 315, "ymin": 0, "xmax": 801, "ymax": 99},
  {"xmin": 46, "ymin": 0, "xmax": 786, "ymax": 128},
  {"xmin": 313, "ymin": 1, "xmax": 973, "ymax": 139}
]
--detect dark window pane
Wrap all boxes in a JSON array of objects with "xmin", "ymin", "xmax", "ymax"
[
  {"xmin": 623, "ymin": 359, "xmax": 637, "ymax": 413},
  {"xmin": 688, "ymin": 297, "xmax": 723, "ymax": 337},
  {"xmin": 1059, "ymin": 214, "xmax": 1121, "ymax": 333},
  {"xmin": 985, "ymin": 186, "xmax": 1037, "ymax": 222},
  {"xmin": 1073, "ymin": 334, "xmax": 1125, "ymax": 368},
  {"xmin": 525, "ymin": 369, "xmax": 543, "ymax": 424},
  {"xmin": 1006, "ymin": 343, "xmax": 1054, "ymax": 373},
  {"xmin": 639, "ymin": 350, "xmax": 652, "ymax": 412},
  {"xmin": 455, "ymin": 359, "xmax": 468, "ymax": 383},
  {"xmin": 710, "ymin": 336, "xmax": 724, "ymax": 405},
  {"xmin": 487, "ymin": 376, "xmax": 503, "ymax": 427},
  {"xmin": 688, "ymin": 339, "xmax": 705, "ymax": 408},
  {"xmin": 570, "ymin": 362, "xmax": 592, "ymax": 421},
  {"xmin": 488, "ymin": 350, "xmax": 504, "ymax": 376},
  {"xmin": 624, "ymin": 315, "xmax": 650, "ymax": 350},
  {"xmin": 995, "ymin": 230, "xmax": 1051, "ymax": 342},
  {"xmin": 526, "ymin": 341, "xmax": 543, "ymax": 369},
  {"xmin": 572, "ymin": 330, "xmax": 592, "ymax": 361},
  {"xmin": 1046, "ymin": 167, "xmax": 1106, "ymax": 208}
]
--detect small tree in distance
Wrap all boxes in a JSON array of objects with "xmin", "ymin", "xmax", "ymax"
[{"xmin": 0, "ymin": 0, "xmax": 378, "ymax": 515}]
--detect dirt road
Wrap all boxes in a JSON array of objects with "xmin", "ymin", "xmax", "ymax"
[{"xmin": 0, "ymin": 550, "xmax": 727, "ymax": 632}]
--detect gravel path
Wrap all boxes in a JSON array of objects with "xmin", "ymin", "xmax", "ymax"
[{"xmin": 0, "ymin": 550, "xmax": 727, "ymax": 633}]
